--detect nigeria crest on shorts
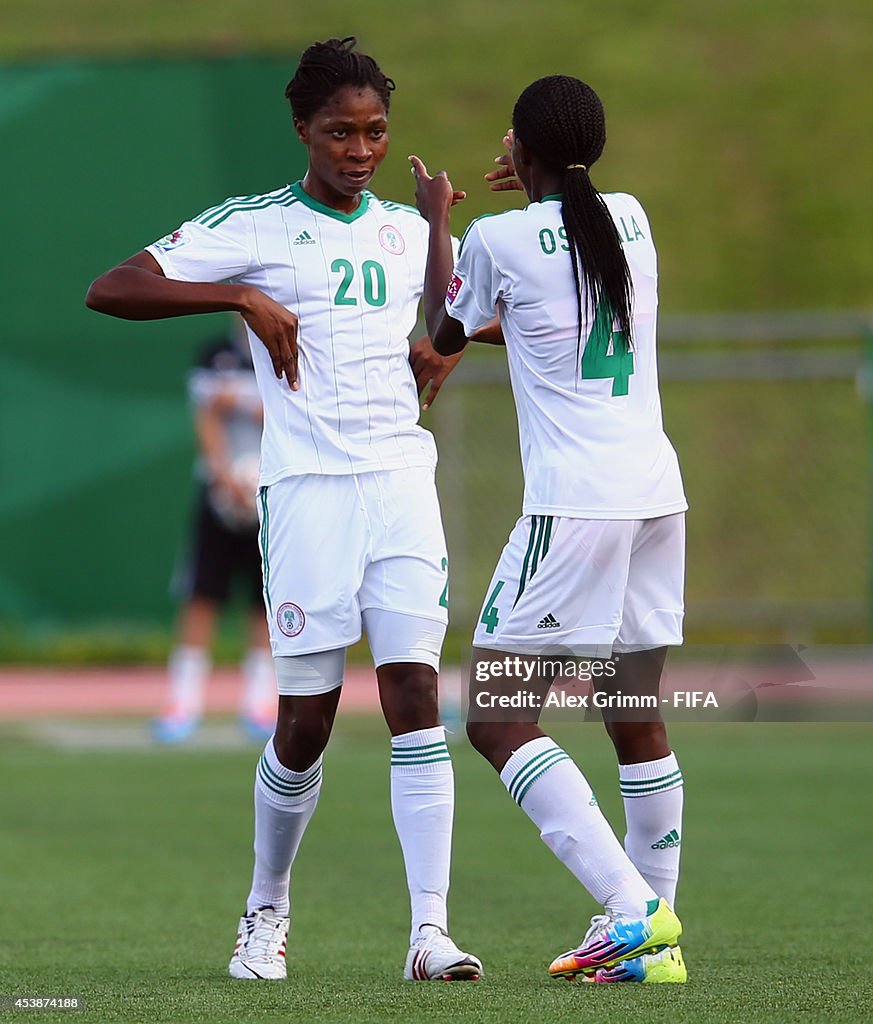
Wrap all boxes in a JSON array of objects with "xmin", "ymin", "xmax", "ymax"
[{"xmin": 276, "ymin": 602, "xmax": 306, "ymax": 637}]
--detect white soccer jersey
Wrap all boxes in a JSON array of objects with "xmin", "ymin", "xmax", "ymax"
[
  {"xmin": 446, "ymin": 193, "xmax": 687, "ymax": 519},
  {"xmin": 147, "ymin": 181, "xmax": 438, "ymax": 485}
]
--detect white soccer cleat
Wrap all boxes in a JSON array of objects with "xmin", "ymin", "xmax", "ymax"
[
  {"xmin": 228, "ymin": 907, "xmax": 289, "ymax": 980},
  {"xmin": 404, "ymin": 925, "xmax": 483, "ymax": 981}
]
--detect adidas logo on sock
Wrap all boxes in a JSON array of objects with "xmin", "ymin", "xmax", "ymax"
[
  {"xmin": 537, "ymin": 613, "xmax": 561, "ymax": 629},
  {"xmin": 293, "ymin": 230, "xmax": 316, "ymax": 246},
  {"xmin": 651, "ymin": 828, "xmax": 681, "ymax": 850}
]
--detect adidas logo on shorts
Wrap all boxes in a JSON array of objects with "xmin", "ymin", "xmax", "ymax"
[
  {"xmin": 537, "ymin": 613, "xmax": 561, "ymax": 629},
  {"xmin": 651, "ymin": 828, "xmax": 681, "ymax": 850},
  {"xmin": 293, "ymin": 230, "xmax": 317, "ymax": 246}
]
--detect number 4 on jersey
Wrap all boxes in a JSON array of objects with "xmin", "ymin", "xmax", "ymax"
[{"xmin": 580, "ymin": 300, "xmax": 634, "ymax": 396}]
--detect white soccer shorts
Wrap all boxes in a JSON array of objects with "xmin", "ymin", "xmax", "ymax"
[
  {"xmin": 472, "ymin": 513, "xmax": 685, "ymax": 655},
  {"xmin": 258, "ymin": 467, "xmax": 449, "ymax": 662}
]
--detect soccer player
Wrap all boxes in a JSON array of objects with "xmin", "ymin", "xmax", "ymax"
[
  {"xmin": 412, "ymin": 75, "xmax": 688, "ymax": 983},
  {"xmin": 86, "ymin": 37, "xmax": 481, "ymax": 983},
  {"xmin": 155, "ymin": 316, "xmax": 276, "ymax": 745}
]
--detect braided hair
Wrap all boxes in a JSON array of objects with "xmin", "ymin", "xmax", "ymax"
[
  {"xmin": 513, "ymin": 76, "xmax": 633, "ymax": 356},
  {"xmin": 285, "ymin": 37, "xmax": 395, "ymax": 122}
]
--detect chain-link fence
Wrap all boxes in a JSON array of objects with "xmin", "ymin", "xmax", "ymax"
[{"xmin": 432, "ymin": 312, "xmax": 871, "ymax": 646}]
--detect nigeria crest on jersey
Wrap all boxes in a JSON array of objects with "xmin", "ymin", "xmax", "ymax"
[{"xmin": 379, "ymin": 224, "xmax": 405, "ymax": 255}]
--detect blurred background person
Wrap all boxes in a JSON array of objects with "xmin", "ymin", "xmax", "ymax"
[{"xmin": 154, "ymin": 315, "xmax": 276, "ymax": 743}]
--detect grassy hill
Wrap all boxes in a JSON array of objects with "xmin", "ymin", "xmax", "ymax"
[{"xmin": 1, "ymin": 0, "xmax": 870, "ymax": 311}]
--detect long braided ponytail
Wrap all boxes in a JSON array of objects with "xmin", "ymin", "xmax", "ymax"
[{"xmin": 513, "ymin": 76, "xmax": 633, "ymax": 359}]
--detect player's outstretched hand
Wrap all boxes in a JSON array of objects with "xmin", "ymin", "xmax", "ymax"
[
  {"xmin": 409, "ymin": 335, "xmax": 463, "ymax": 410},
  {"xmin": 239, "ymin": 288, "xmax": 300, "ymax": 390},
  {"xmin": 409, "ymin": 155, "xmax": 466, "ymax": 223},
  {"xmin": 484, "ymin": 129, "xmax": 524, "ymax": 193}
]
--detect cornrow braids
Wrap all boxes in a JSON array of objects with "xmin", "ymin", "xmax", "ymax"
[
  {"xmin": 285, "ymin": 36, "xmax": 395, "ymax": 123},
  {"xmin": 512, "ymin": 75, "xmax": 633, "ymax": 364}
]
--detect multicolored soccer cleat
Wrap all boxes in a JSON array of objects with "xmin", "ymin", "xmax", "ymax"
[
  {"xmin": 580, "ymin": 944, "xmax": 687, "ymax": 983},
  {"xmin": 548, "ymin": 898, "xmax": 681, "ymax": 979}
]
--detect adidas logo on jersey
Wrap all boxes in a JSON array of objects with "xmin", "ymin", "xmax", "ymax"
[
  {"xmin": 292, "ymin": 230, "xmax": 317, "ymax": 246},
  {"xmin": 651, "ymin": 829, "xmax": 681, "ymax": 850},
  {"xmin": 537, "ymin": 613, "xmax": 561, "ymax": 629}
]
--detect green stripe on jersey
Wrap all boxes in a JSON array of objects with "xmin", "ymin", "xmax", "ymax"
[
  {"xmin": 205, "ymin": 190, "xmax": 298, "ymax": 229},
  {"xmin": 194, "ymin": 186, "xmax": 296, "ymax": 227},
  {"xmin": 379, "ymin": 200, "xmax": 420, "ymax": 216}
]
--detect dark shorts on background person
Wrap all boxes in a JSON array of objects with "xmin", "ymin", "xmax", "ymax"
[{"xmin": 173, "ymin": 486, "xmax": 264, "ymax": 606}]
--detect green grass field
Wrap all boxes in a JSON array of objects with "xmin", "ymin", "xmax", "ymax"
[{"xmin": 2, "ymin": 716, "xmax": 870, "ymax": 1023}]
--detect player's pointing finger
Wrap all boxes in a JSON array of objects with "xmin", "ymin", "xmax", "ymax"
[{"xmin": 408, "ymin": 154, "xmax": 429, "ymax": 179}]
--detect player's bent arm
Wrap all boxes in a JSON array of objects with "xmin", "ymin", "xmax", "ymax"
[
  {"xmin": 432, "ymin": 309, "xmax": 469, "ymax": 357},
  {"xmin": 86, "ymin": 252, "xmax": 300, "ymax": 388},
  {"xmin": 85, "ymin": 251, "xmax": 255, "ymax": 321},
  {"xmin": 470, "ymin": 318, "xmax": 505, "ymax": 346}
]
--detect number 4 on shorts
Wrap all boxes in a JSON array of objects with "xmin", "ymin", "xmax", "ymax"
[
  {"xmin": 480, "ymin": 580, "xmax": 505, "ymax": 635},
  {"xmin": 580, "ymin": 299, "xmax": 634, "ymax": 396}
]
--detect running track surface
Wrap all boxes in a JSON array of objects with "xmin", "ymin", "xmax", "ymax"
[{"xmin": 0, "ymin": 667, "xmax": 381, "ymax": 719}]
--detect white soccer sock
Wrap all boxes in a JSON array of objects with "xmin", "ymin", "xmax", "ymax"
[
  {"xmin": 500, "ymin": 737, "xmax": 657, "ymax": 920},
  {"xmin": 620, "ymin": 753, "xmax": 684, "ymax": 908},
  {"xmin": 390, "ymin": 726, "xmax": 454, "ymax": 942},
  {"xmin": 165, "ymin": 645, "xmax": 210, "ymax": 716},
  {"xmin": 246, "ymin": 738, "xmax": 323, "ymax": 917},
  {"xmin": 240, "ymin": 648, "xmax": 276, "ymax": 716}
]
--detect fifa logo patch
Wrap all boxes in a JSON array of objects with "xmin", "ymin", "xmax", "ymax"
[
  {"xmin": 379, "ymin": 224, "xmax": 405, "ymax": 255},
  {"xmin": 154, "ymin": 228, "xmax": 188, "ymax": 252},
  {"xmin": 277, "ymin": 602, "xmax": 306, "ymax": 638},
  {"xmin": 446, "ymin": 274, "xmax": 463, "ymax": 304}
]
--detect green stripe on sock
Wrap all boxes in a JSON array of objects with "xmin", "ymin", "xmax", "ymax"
[
  {"xmin": 509, "ymin": 747, "xmax": 567, "ymax": 803},
  {"xmin": 508, "ymin": 746, "xmax": 560, "ymax": 800},
  {"xmin": 391, "ymin": 754, "xmax": 451, "ymax": 764},
  {"xmin": 620, "ymin": 778, "xmax": 683, "ymax": 798},
  {"xmin": 391, "ymin": 754, "xmax": 452, "ymax": 767},
  {"xmin": 619, "ymin": 770, "xmax": 683, "ymax": 789},
  {"xmin": 257, "ymin": 765, "xmax": 322, "ymax": 800},
  {"xmin": 390, "ymin": 740, "xmax": 448, "ymax": 755},
  {"xmin": 514, "ymin": 753, "xmax": 571, "ymax": 805},
  {"xmin": 258, "ymin": 756, "xmax": 321, "ymax": 794}
]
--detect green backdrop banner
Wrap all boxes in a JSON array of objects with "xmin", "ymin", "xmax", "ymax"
[{"xmin": 0, "ymin": 56, "xmax": 306, "ymax": 626}]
